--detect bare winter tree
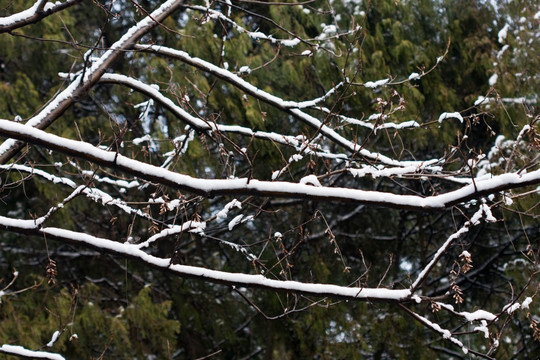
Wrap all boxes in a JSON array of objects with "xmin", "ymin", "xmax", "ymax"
[{"xmin": 0, "ymin": 1, "xmax": 539, "ymax": 359}]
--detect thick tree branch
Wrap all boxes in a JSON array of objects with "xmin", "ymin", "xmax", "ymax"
[
  {"xmin": 1, "ymin": 120, "xmax": 539, "ymax": 210},
  {"xmin": 0, "ymin": 0, "xmax": 185, "ymax": 164},
  {"xmin": 0, "ymin": 0, "xmax": 82, "ymax": 33},
  {"xmin": 0, "ymin": 215, "xmax": 411, "ymax": 302}
]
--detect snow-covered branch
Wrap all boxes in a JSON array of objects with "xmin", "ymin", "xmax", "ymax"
[
  {"xmin": 0, "ymin": 0, "xmax": 81, "ymax": 33},
  {"xmin": 410, "ymin": 204, "xmax": 497, "ymax": 291},
  {"xmin": 398, "ymin": 304, "xmax": 482, "ymax": 358},
  {"xmin": 0, "ymin": 214, "xmax": 411, "ymax": 302},
  {"xmin": 0, "ymin": 0, "xmax": 185, "ymax": 164},
  {"xmin": 133, "ymin": 44, "xmax": 442, "ymax": 170},
  {"xmin": 0, "ymin": 344, "xmax": 64, "ymax": 360},
  {"xmin": 92, "ymin": 73, "xmax": 353, "ymax": 163},
  {"xmin": 1, "ymin": 1, "xmax": 539, "ymax": 358},
  {"xmin": 1, "ymin": 119, "xmax": 540, "ymax": 210},
  {"xmin": 0, "ymin": 163, "xmax": 158, "ymax": 223}
]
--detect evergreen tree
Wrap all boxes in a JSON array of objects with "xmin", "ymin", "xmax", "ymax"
[{"xmin": 0, "ymin": 1, "xmax": 539, "ymax": 359}]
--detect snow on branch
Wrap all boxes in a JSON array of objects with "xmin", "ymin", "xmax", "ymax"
[
  {"xmin": 320, "ymin": 108, "xmax": 421, "ymax": 133},
  {"xmin": 410, "ymin": 204, "xmax": 497, "ymax": 291},
  {"xmin": 66, "ymin": 72, "xmax": 349, "ymax": 163},
  {"xmin": 474, "ymin": 95, "xmax": 537, "ymax": 106},
  {"xmin": 134, "ymin": 44, "xmax": 441, "ymax": 170},
  {"xmin": 438, "ymin": 112, "xmax": 464, "ymax": 124},
  {"xmin": 98, "ymin": 76, "xmax": 358, "ymax": 165},
  {"xmin": 0, "ymin": 344, "xmax": 64, "ymax": 360},
  {"xmin": 1, "ymin": 119, "xmax": 540, "ymax": 210},
  {"xmin": 186, "ymin": 3, "xmax": 360, "ymax": 51},
  {"xmin": 187, "ymin": 4, "xmax": 309, "ymax": 48},
  {"xmin": 0, "ymin": 163, "xmax": 158, "ymax": 223},
  {"xmin": 0, "ymin": 0, "xmax": 185, "ymax": 164},
  {"xmin": 434, "ymin": 302, "xmax": 497, "ymax": 323},
  {"xmin": 0, "ymin": 0, "xmax": 81, "ymax": 33},
  {"xmin": 398, "ymin": 304, "xmax": 474, "ymax": 356},
  {"xmin": 91, "ymin": 73, "xmax": 313, "ymax": 149},
  {"xmin": 0, "ymin": 215, "xmax": 411, "ymax": 302},
  {"xmin": 132, "ymin": 44, "xmax": 331, "ymax": 110},
  {"xmin": 0, "ymin": 3, "xmax": 538, "ymax": 358},
  {"xmin": 137, "ymin": 220, "xmax": 207, "ymax": 249}
]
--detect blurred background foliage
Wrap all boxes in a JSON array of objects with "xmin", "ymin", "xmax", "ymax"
[{"xmin": 0, "ymin": 0, "xmax": 539, "ymax": 359}]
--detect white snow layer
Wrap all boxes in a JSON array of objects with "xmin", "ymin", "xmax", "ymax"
[
  {"xmin": 0, "ymin": 344, "xmax": 65, "ymax": 360},
  {"xmin": 498, "ymin": 24, "xmax": 510, "ymax": 43},
  {"xmin": 438, "ymin": 112, "xmax": 464, "ymax": 124},
  {"xmin": 1, "ymin": 120, "xmax": 540, "ymax": 211},
  {"xmin": 0, "ymin": 215, "xmax": 412, "ymax": 301}
]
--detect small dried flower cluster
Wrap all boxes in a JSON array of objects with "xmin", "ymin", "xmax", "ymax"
[
  {"xmin": 451, "ymin": 281, "xmax": 464, "ymax": 304},
  {"xmin": 46, "ymin": 259, "xmax": 57, "ymax": 285},
  {"xmin": 528, "ymin": 314, "xmax": 540, "ymax": 342},
  {"xmin": 459, "ymin": 250, "xmax": 473, "ymax": 273},
  {"xmin": 450, "ymin": 262, "xmax": 463, "ymax": 304}
]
